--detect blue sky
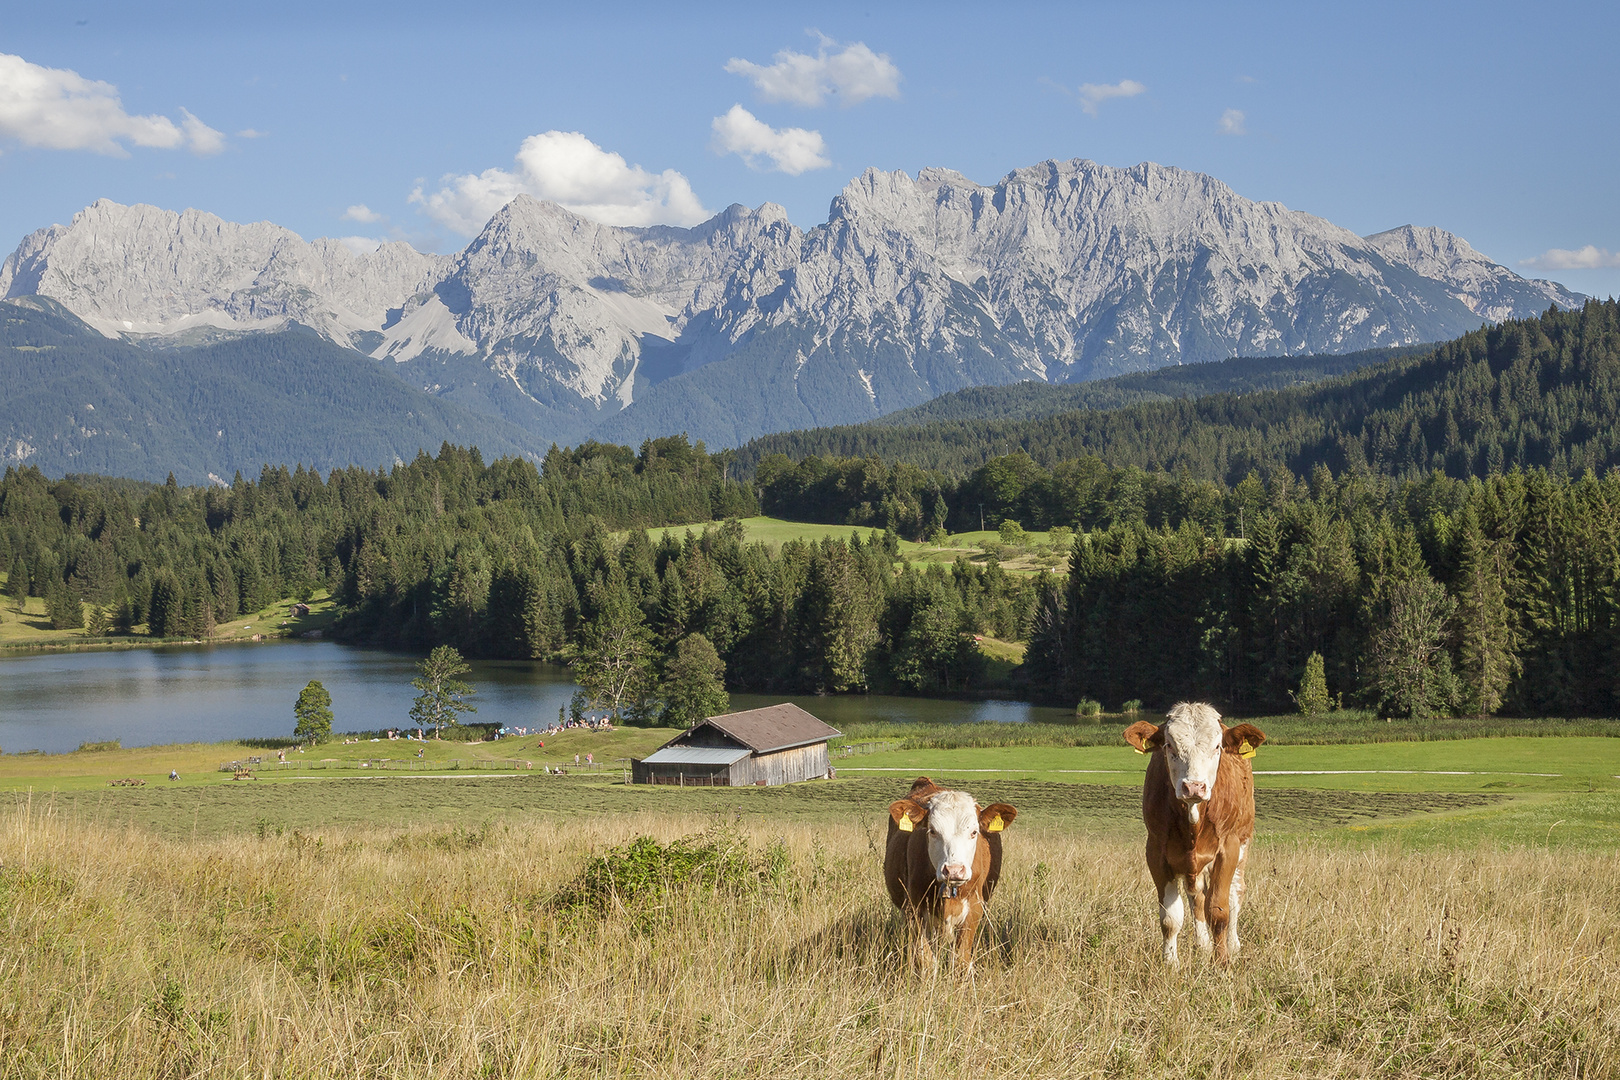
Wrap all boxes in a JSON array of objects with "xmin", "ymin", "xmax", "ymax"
[{"xmin": 3, "ymin": 0, "xmax": 1617, "ymax": 296}]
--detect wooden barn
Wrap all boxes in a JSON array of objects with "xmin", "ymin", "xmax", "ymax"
[{"xmin": 632, "ymin": 704, "xmax": 841, "ymax": 787}]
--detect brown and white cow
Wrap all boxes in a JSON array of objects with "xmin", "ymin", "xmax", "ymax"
[
  {"xmin": 884, "ymin": 776, "xmax": 1017, "ymax": 970},
  {"xmin": 1124, "ymin": 703, "xmax": 1266, "ymax": 966}
]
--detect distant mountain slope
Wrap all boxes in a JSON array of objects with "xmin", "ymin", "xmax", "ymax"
[
  {"xmin": 0, "ymin": 298, "xmax": 541, "ymax": 484},
  {"xmin": 732, "ymin": 299, "xmax": 1620, "ymax": 482},
  {"xmin": 2, "ymin": 161, "xmax": 1584, "ymax": 448},
  {"xmin": 867, "ymin": 343, "xmax": 1436, "ymax": 428}
]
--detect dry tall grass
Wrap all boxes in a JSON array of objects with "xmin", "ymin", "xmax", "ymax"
[{"xmin": 1, "ymin": 797, "xmax": 1616, "ymax": 1078}]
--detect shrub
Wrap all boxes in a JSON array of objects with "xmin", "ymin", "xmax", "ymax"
[
  {"xmin": 998, "ymin": 520, "xmax": 1027, "ymax": 546},
  {"xmin": 552, "ymin": 828, "xmax": 789, "ymax": 921},
  {"xmin": 1076, "ymin": 698, "xmax": 1102, "ymax": 718},
  {"xmin": 1119, "ymin": 699, "xmax": 1142, "ymax": 715},
  {"xmin": 1292, "ymin": 652, "xmax": 1333, "ymax": 716}
]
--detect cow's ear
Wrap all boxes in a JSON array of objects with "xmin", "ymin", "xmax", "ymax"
[
  {"xmin": 889, "ymin": 799, "xmax": 927, "ymax": 832},
  {"xmin": 979, "ymin": 803, "xmax": 1017, "ymax": 833},
  {"xmin": 1123, "ymin": 721, "xmax": 1162, "ymax": 754},
  {"xmin": 1223, "ymin": 723, "xmax": 1267, "ymax": 757}
]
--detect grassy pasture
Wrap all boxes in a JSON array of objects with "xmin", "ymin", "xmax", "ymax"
[
  {"xmin": 0, "ymin": 577, "xmax": 339, "ymax": 650},
  {"xmin": 2, "ymin": 792, "xmax": 1617, "ymax": 1079},
  {"xmin": 647, "ymin": 516, "xmax": 1066, "ymax": 573}
]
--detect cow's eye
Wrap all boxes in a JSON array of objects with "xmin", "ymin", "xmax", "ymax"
[{"xmin": 970, "ymin": 830, "xmax": 978, "ymax": 839}]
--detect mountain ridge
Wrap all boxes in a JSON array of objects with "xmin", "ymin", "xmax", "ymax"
[{"xmin": 2, "ymin": 159, "xmax": 1585, "ymax": 448}]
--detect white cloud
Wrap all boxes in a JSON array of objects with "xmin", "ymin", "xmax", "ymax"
[
  {"xmin": 710, "ymin": 105, "xmax": 830, "ymax": 175},
  {"xmin": 1217, "ymin": 108, "xmax": 1247, "ymax": 135},
  {"xmin": 411, "ymin": 130, "xmax": 709, "ymax": 235},
  {"xmin": 1520, "ymin": 245, "xmax": 1620, "ymax": 270},
  {"xmin": 725, "ymin": 36, "xmax": 900, "ymax": 107},
  {"xmin": 236, "ymin": 128, "xmax": 268, "ymax": 139},
  {"xmin": 0, "ymin": 52, "xmax": 222, "ymax": 155},
  {"xmin": 179, "ymin": 108, "xmax": 224, "ymax": 155},
  {"xmin": 343, "ymin": 204, "xmax": 384, "ymax": 223},
  {"xmin": 1077, "ymin": 79, "xmax": 1146, "ymax": 117},
  {"xmin": 338, "ymin": 236, "xmax": 384, "ymax": 256}
]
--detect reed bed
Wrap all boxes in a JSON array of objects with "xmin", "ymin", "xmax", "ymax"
[{"xmin": 1, "ymin": 797, "xmax": 1616, "ymax": 1079}]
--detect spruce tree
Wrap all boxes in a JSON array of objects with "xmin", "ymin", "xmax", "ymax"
[
  {"xmin": 658, "ymin": 632, "xmax": 730, "ymax": 727},
  {"xmin": 45, "ymin": 578, "xmax": 84, "ymax": 630},
  {"xmin": 5, "ymin": 557, "xmax": 28, "ymax": 609},
  {"xmin": 1454, "ymin": 511, "xmax": 1520, "ymax": 716},
  {"xmin": 1292, "ymin": 651, "xmax": 1332, "ymax": 715}
]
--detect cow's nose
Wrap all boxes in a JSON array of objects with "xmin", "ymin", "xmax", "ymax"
[
  {"xmin": 942, "ymin": 863, "xmax": 970, "ymax": 882},
  {"xmin": 1180, "ymin": 779, "xmax": 1208, "ymax": 802}
]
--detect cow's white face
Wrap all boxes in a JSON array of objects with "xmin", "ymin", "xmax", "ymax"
[
  {"xmin": 1161, "ymin": 702, "xmax": 1224, "ymax": 808},
  {"xmin": 923, "ymin": 791, "xmax": 981, "ymax": 885}
]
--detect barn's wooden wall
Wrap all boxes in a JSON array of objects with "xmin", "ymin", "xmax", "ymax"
[{"xmin": 729, "ymin": 743, "xmax": 830, "ymax": 787}]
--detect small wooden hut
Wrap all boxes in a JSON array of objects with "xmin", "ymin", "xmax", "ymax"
[{"xmin": 632, "ymin": 703, "xmax": 840, "ymax": 787}]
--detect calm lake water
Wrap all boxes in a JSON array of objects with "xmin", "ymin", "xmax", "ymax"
[{"xmin": 0, "ymin": 641, "xmax": 1068, "ymax": 754}]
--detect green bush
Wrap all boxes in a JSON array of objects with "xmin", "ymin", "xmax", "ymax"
[
  {"xmin": 1119, "ymin": 699, "xmax": 1142, "ymax": 715},
  {"xmin": 552, "ymin": 828, "xmax": 789, "ymax": 921},
  {"xmin": 1076, "ymin": 698, "xmax": 1102, "ymax": 718},
  {"xmin": 1292, "ymin": 652, "xmax": 1333, "ymax": 716}
]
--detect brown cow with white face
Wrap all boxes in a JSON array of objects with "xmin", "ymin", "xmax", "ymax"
[
  {"xmin": 884, "ymin": 776, "xmax": 1017, "ymax": 970},
  {"xmin": 1124, "ymin": 702, "xmax": 1266, "ymax": 966}
]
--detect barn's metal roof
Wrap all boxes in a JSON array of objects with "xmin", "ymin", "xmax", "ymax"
[
  {"xmin": 682, "ymin": 703, "xmax": 841, "ymax": 754},
  {"xmin": 640, "ymin": 746, "xmax": 752, "ymax": 767}
]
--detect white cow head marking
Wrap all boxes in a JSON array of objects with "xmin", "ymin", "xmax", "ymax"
[
  {"xmin": 890, "ymin": 788, "xmax": 1018, "ymax": 890},
  {"xmin": 1162, "ymin": 702, "xmax": 1224, "ymax": 806},
  {"xmin": 1124, "ymin": 703, "xmax": 1266, "ymax": 815},
  {"xmin": 922, "ymin": 791, "xmax": 980, "ymax": 884}
]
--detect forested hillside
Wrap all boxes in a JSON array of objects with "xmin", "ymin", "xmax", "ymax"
[
  {"xmin": 0, "ymin": 440, "xmax": 1033, "ymax": 708},
  {"xmin": 0, "ymin": 298, "xmax": 544, "ymax": 484},
  {"xmin": 736, "ymin": 300, "xmax": 1620, "ymax": 480},
  {"xmin": 867, "ymin": 343, "xmax": 1432, "ymax": 428}
]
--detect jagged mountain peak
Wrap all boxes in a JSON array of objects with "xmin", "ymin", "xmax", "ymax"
[
  {"xmin": 0, "ymin": 198, "xmax": 449, "ymax": 345},
  {"xmin": 2, "ymin": 162, "xmax": 1588, "ymax": 451}
]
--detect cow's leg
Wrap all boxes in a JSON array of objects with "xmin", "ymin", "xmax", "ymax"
[
  {"xmin": 1147, "ymin": 839, "xmax": 1183, "ymax": 966},
  {"xmin": 1189, "ymin": 867, "xmax": 1213, "ymax": 955},
  {"xmin": 914, "ymin": 910, "xmax": 940, "ymax": 973},
  {"xmin": 1155, "ymin": 873, "xmax": 1184, "ymax": 966},
  {"xmin": 1208, "ymin": 847, "xmax": 1242, "ymax": 964},
  {"xmin": 1225, "ymin": 840, "xmax": 1249, "ymax": 957},
  {"xmin": 952, "ymin": 901, "xmax": 982, "ymax": 974}
]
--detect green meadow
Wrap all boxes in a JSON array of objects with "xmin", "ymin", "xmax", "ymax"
[{"xmin": 647, "ymin": 515, "xmax": 1067, "ymax": 573}]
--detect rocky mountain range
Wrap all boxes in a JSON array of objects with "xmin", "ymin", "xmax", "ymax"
[{"xmin": 0, "ymin": 159, "xmax": 1585, "ymax": 449}]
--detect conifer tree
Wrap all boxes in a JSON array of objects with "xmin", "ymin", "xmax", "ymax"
[
  {"xmin": 1453, "ymin": 511, "xmax": 1521, "ymax": 716},
  {"xmin": 6, "ymin": 557, "xmax": 30, "ymax": 610},
  {"xmin": 1292, "ymin": 651, "xmax": 1332, "ymax": 715},
  {"xmin": 658, "ymin": 632, "xmax": 729, "ymax": 727}
]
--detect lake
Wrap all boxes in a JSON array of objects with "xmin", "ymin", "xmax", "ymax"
[{"xmin": 0, "ymin": 641, "xmax": 1068, "ymax": 754}]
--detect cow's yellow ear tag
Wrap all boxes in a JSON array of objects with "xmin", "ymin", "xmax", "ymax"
[
  {"xmin": 1239, "ymin": 741, "xmax": 1256, "ymax": 759},
  {"xmin": 1132, "ymin": 746, "xmax": 1147, "ymax": 755},
  {"xmin": 896, "ymin": 814, "xmax": 915, "ymax": 832},
  {"xmin": 984, "ymin": 816, "xmax": 1004, "ymax": 833}
]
